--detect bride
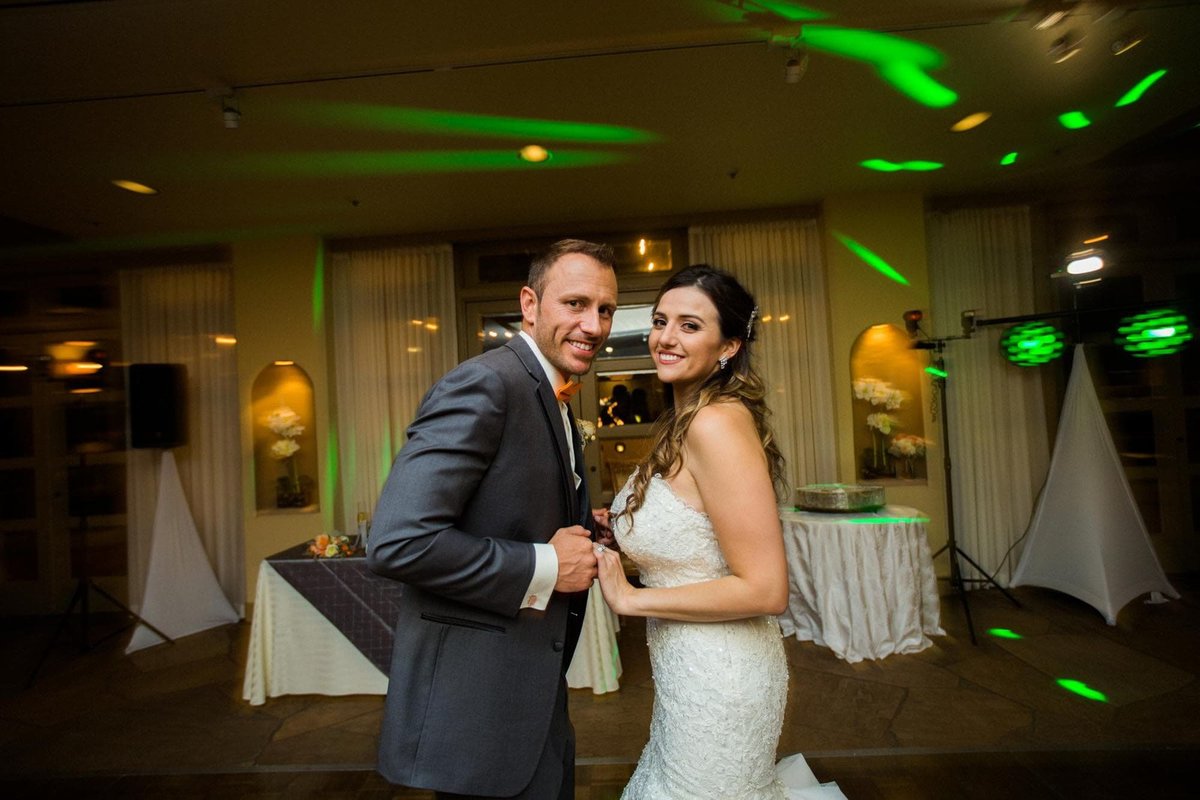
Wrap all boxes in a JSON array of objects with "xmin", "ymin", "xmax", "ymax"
[{"xmin": 594, "ymin": 265, "xmax": 845, "ymax": 799}]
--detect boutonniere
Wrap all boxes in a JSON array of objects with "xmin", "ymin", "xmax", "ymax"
[{"xmin": 575, "ymin": 418, "xmax": 597, "ymax": 446}]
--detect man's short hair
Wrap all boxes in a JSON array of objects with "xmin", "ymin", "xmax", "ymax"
[{"xmin": 527, "ymin": 239, "xmax": 617, "ymax": 298}]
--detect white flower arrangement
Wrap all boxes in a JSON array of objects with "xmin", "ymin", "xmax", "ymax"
[
  {"xmin": 270, "ymin": 438, "xmax": 300, "ymax": 460},
  {"xmin": 866, "ymin": 413, "xmax": 900, "ymax": 435},
  {"xmin": 888, "ymin": 434, "xmax": 927, "ymax": 458},
  {"xmin": 853, "ymin": 378, "xmax": 907, "ymax": 410},
  {"xmin": 266, "ymin": 406, "xmax": 305, "ymax": 438}
]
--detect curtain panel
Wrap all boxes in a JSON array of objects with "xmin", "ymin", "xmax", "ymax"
[
  {"xmin": 926, "ymin": 206, "xmax": 1051, "ymax": 586},
  {"xmin": 120, "ymin": 264, "xmax": 244, "ymax": 614},
  {"xmin": 329, "ymin": 245, "xmax": 457, "ymax": 537},
  {"xmin": 688, "ymin": 219, "xmax": 838, "ymax": 490}
]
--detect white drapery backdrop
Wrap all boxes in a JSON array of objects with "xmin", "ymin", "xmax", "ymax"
[
  {"xmin": 329, "ymin": 245, "xmax": 458, "ymax": 536},
  {"xmin": 926, "ymin": 206, "xmax": 1050, "ymax": 586},
  {"xmin": 120, "ymin": 264, "xmax": 244, "ymax": 614},
  {"xmin": 689, "ymin": 219, "xmax": 838, "ymax": 488}
]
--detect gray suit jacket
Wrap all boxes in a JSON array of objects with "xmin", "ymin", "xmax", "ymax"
[{"xmin": 366, "ymin": 335, "xmax": 590, "ymax": 795}]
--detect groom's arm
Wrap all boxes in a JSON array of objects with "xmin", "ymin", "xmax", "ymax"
[{"xmin": 366, "ymin": 361, "xmax": 536, "ymax": 617}]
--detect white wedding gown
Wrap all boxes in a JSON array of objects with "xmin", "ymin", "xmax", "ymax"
[{"xmin": 612, "ymin": 475, "xmax": 847, "ymax": 800}]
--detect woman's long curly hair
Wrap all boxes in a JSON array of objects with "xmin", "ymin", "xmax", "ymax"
[{"xmin": 618, "ymin": 265, "xmax": 787, "ymax": 523}]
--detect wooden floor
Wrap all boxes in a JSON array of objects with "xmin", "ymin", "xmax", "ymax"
[{"xmin": 2, "ymin": 576, "xmax": 1198, "ymax": 798}]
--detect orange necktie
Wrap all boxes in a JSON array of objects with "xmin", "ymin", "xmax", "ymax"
[{"xmin": 555, "ymin": 380, "xmax": 582, "ymax": 403}]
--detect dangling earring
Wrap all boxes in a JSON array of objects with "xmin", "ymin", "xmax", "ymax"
[{"xmin": 718, "ymin": 354, "xmax": 729, "ymax": 370}]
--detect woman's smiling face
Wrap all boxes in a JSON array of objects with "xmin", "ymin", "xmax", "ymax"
[{"xmin": 649, "ymin": 286, "xmax": 737, "ymax": 400}]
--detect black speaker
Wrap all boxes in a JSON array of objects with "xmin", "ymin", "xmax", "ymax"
[{"xmin": 129, "ymin": 363, "xmax": 188, "ymax": 449}]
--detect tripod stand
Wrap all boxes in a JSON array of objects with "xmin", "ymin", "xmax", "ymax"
[
  {"xmin": 28, "ymin": 449, "xmax": 172, "ymax": 687},
  {"xmin": 924, "ymin": 342, "xmax": 1021, "ymax": 645}
]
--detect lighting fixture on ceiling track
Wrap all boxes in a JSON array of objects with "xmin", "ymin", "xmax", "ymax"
[
  {"xmin": 1049, "ymin": 32, "xmax": 1083, "ymax": 63},
  {"xmin": 784, "ymin": 48, "xmax": 809, "ymax": 84},
  {"xmin": 206, "ymin": 85, "xmax": 241, "ymax": 129},
  {"xmin": 1028, "ymin": 0, "xmax": 1076, "ymax": 30},
  {"xmin": 1111, "ymin": 31, "xmax": 1144, "ymax": 55}
]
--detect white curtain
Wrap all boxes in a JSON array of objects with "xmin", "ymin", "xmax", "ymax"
[
  {"xmin": 926, "ymin": 206, "xmax": 1050, "ymax": 586},
  {"xmin": 120, "ymin": 264, "xmax": 243, "ymax": 614},
  {"xmin": 689, "ymin": 219, "xmax": 838, "ymax": 488},
  {"xmin": 330, "ymin": 245, "xmax": 457, "ymax": 536}
]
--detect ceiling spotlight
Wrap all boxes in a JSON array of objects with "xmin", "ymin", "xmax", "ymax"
[
  {"xmin": 1029, "ymin": 0, "xmax": 1074, "ymax": 30},
  {"xmin": 111, "ymin": 179, "xmax": 158, "ymax": 195},
  {"xmin": 784, "ymin": 50, "xmax": 809, "ymax": 84},
  {"xmin": 951, "ymin": 112, "xmax": 991, "ymax": 132},
  {"xmin": 1110, "ymin": 32, "xmax": 1143, "ymax": 55},
  {"xmin": 519, "ymin": 144, "xmax": 550, "ymax": 163},
  {"xmin": 222, "ymin": 106, "xmax": 241, "ymax": 128},
  {"xmin": 1049, "ymin": 33, "xmax": 1083, "ymax": 63}
]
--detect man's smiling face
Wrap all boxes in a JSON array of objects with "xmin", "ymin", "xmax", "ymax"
[{"xmin": 521, "ymin": 252, "xmax": 618, "ymax": 378}]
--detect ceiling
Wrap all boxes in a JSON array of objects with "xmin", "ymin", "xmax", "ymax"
[{"xmin": 1, "ymin": 0, "xmax": 1197, "ymax": 258}]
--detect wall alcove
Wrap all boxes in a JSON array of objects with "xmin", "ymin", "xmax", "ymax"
[
  {"xmin": 251, "ymin": 362, "xmax": 318, "ymax": 513},
  {"xmin": 850, "ymin": 324, "xmax": 929, "ymax": 483}
]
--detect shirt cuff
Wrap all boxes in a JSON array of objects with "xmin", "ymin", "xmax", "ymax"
[{"xmin": 521, "ymin": 543, "xmax": 559, "ymax": 610}]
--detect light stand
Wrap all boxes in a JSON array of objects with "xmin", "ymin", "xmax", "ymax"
[
  {"xmin": 907, "ymin": 309, "xmax": 1021, "ymax": 645},
  {"xmin": 28, "ymin": 445, "xmax": 173, "ymax": 687},
  {"xmin": 922, "ymin": 341, "xmax": 1022, "ymax": 645}
]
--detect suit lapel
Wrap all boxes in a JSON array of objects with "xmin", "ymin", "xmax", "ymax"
[{"xmin": 506, "ymin": 338, "xmax": 578, "ymax": 522}]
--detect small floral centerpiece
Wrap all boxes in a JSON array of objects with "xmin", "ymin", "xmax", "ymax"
[
  {"xmin": 888, "ymin": 434, "xmax": 927, "ymax": 478},
  {"xmin": 307, "ymin": 533, "xmax": 357, "ymax": 558},
  {"xmin": 266, "ymin": 405, "xmax": 307, "ymax": 507}
]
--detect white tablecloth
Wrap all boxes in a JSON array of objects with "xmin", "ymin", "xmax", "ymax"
[
  {"xmin": 779, "ymin": 505, "xmax": 943, "ymax": 663},
  {"xmin": 242, "ymin": 563, "xmax": 620, "ymax": 705}
]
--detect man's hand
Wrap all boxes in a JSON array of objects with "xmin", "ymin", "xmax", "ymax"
[
  {"xmin": 592, "ymin": 508, "xmax": 617, "ymax": 549},
  {"xmin": 550, "ymin": 525, "xmax": 598, "ymax": 592}
]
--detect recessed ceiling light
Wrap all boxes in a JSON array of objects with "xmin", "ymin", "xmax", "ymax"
[
  {"xmin": 519, "ymin": 145, "xmax": 550, "ymax": 163},
  {"xmin": 112, "ymin": 179, "xmax": 158, "ymax": 195},
  {"xmin": 951, "ymin": 112, "xmax": 992, "ymax": 132}
]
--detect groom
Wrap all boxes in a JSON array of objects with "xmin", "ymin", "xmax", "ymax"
[{"xmin": 367, "ymin": 239, "xmax": 619, "ymax": 798}]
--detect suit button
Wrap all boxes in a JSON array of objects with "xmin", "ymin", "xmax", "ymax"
[{"xmin": 553, "ymin": 640, "xmax": 564, "ymax": 652}]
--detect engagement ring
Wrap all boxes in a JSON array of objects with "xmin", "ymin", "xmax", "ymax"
[{"xmin": 594, "ymin": 543, "xmax": 606, "ymax": 554}]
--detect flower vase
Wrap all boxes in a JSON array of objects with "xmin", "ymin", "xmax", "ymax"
[{"xmin": 276, "ymin": 456, "xmax": 306, "ymax": 508}]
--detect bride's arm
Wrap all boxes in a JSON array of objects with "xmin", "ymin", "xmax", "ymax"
[{"xmin": 595, "ymin": 403, "xmax": 788, "ymax": 622}]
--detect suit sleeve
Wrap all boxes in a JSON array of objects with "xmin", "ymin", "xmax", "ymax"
[{"xmin": 366, "ymin": 361, "xmax": 535, "ymax": 617}]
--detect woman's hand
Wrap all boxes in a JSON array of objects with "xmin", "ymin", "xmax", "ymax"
[{"xmin": 594, "ymin": 543, "xmax": 637, "ymax": 616}]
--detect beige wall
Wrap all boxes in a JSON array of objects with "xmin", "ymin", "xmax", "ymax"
[
  {"xmin": 821, "ymin": 193, "xmax": 948, "ymax": 561},
  {"xmin": 233, "ymin": 236, "xmax": 334, "ymax": 598}
]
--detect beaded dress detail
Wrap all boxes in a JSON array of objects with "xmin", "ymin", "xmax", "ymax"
[{"xmin": 612, "ymin": 475, "xmax": 845, "ymax": 800}]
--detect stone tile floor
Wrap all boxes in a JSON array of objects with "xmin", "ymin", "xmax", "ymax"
[{"xmin": 2, "ymin": 578, "xmax": 1197, "ymax": 797}]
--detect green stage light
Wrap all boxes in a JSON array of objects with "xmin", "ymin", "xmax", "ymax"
[
  {"xmin": 860, "ymin": 159, "xmax": 943, "ymax": 172},
  {"xmin": 1117, "ymin": 308, "xmax": 1193, "ymax": 357},
  {"xmin": 800, "ymin": 25, "xmax": 958, "ymax": 108},
  {"xmin": 754, "ymin": 1, "xmax": 828, "ymax": 21},
  {"xmin": 832, "ymin": 232, "xmax": 910, "ymax": 285},
  {"xmin": 925, "ymin": 366, "xmax": 948, "ymax": 379},
  {"xmin": 1001, "ymin": 322, "xmax": 1065, "ymax": 366},
  {"xmin": 1057, "ymin": 678, "xmax": 1108, "ymax": 703},
  {"xmin": 1059, "ymin": 111, "xmax": 1091, "ymax": 129},
  {"xmin": 988, "ymin": 628, "xmax": 1022, "ymax": 640},
  {"xmin": 1000, "ymin": 151, "xmax": 1018, "ymax": 166},
  {"xmin": 1115, "ymin": 69, "xmax": 1167, "ymax": 107}
]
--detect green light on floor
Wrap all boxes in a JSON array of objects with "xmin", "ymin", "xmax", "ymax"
[
  {"xmin": 801, "ymin": 26, "xmax": 958, "ymax": 108},
  {"xmin": 1115, "ymin": 69, "xmax": 1167, "ymax": 107},
  {"xmin": 201, "ymin": 149, "xmax": 629, "ymax": 177},
  {"xmin": 1059, "ymin": 111, "xmax": 1092, "ymax": 129},
  {"xmin": 754, "ymin": 1, "xmax": 829, "ymax": 21},
  {"xmin": 925, "ymin": 366, "xmax": 948, "ymax": 379},
  {"xmin": 988, "ymin": 628, "xmax": 1022, "ymax": 640},
  {"xmin": 832, "ymin": 232, "xmax": 910, "ymax": 285},
  {"xmin": 1117, "ymin": 308, "xmax": 1193, "ymax": 357},
  {"xmin": 1057, "ymin": 678, "xmax": 1108, "ymax": 702},
  {"xmin": 294, "ymin": 103, "xmax": 659, "ymax": 144},
  {"xmin": 860, "ymin": 159, "xmax": 943, "ymax": 172},
  {"xmin": 1001, "ymin": 322, "xmax": 1065, "ymax": 366},
  {"xmin": 1000, "ymin": 151, "xmax": 1018, "ymax": 166}
]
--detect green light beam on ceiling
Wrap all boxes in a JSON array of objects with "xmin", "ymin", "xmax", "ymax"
[
  {"xmin": 292, "ymin": 103, "xmax": 659, "ymax": 144},
  {"xmin": 1057, "ymin": 678, "xmax": 1108, "ymax": 703},
  {"xmin": 1114, "ymin": 69, "xmax": 1167, "ymax": 107},
  {"xmin": 800, "ymin": 25, "xmax": 958, "ymax": 108},
  {"xmin": 1059, "ymin": 111, "xmax": 1091, "ymax": 129},
  {"xmin": 1000, "ymin": 152, "xmax": 1018, "ymax": 166},
  {"xmin": 988, "ymin": 628, "xmax": 1022, "ymax": 640},
  {"xmin": 833, "ymin": 232, "xmax": 910, "ymax": 286},
  {"xmin": 188, "ymin": 149, "xmax": 630, "ymax": 178},
  {"xmin": 861, "ymin": 159, "xmax": 943, "ymax": 172},
  {"xmin": 752, "ymin": 1, "xmax": 829, "ymax": 21}
]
